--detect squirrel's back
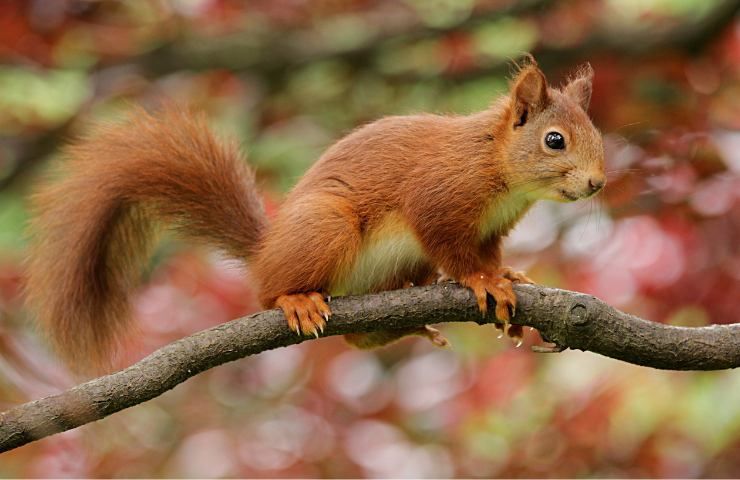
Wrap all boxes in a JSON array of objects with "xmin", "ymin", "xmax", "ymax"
[{"xmin": 26, "ymin": 107, "xmax": 266, "ymax": 371}]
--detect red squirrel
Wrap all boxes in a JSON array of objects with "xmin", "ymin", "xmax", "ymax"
[{"xmin": 26, "ymin": 59, "xmax": 605, "ymax": 371}]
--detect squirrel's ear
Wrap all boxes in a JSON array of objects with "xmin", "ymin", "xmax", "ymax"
[
  {"xmin": 564, "ymin": 63, "xmax": 594, "ymax": 111},
  {"xmin": 510, "ymin": 63, "xmax": 549, "ymax": 128}
]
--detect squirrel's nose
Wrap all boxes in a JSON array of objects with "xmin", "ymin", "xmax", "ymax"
[{"xmin": 588, "ymin": 176, "xmax": 605, "ymax": 193}]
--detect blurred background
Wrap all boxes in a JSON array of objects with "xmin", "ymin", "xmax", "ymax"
[{"xmin": 0, "ymin": 0, "xmax": 739, "ymax": 477}]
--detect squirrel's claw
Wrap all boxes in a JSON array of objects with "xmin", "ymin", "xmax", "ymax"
[
  {"xmin": 460, "ymin": 270, "xmax": 516, "ymax": 319},
  {"xmin": 460, "ymin": 269, "xmax": 528, "ymax": 346},
  {"xmin": 506, "ymin": 324, "xmax": 524, "ymax": 347},
  {"xmin": 420, "ymin": 325, "xmax": 451, "ymax": 348},
  {"xmin": 276, "ymin": 292, "xmax": 331, "ymax": 338}
]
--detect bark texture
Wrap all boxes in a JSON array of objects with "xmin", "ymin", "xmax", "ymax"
[{"xmin": 1, "ymin": 283, "xmax": 738, "ymax": 453}]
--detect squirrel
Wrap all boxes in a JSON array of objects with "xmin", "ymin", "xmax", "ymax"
[{"xmin": 25, "ymin": 58, "xmax": 605, "ymax": 372}]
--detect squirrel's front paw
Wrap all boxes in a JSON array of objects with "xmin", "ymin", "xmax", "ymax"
[
  {"xmin": 459, "ymin": 270, "xmax": 516, "ymax": 322},
  {"xmin": 459, "ymin": 269, "xmax": 523, "ymax": 344},
  {"xmin": 275, "ymin": 292, "xmax": 331, "ymax": 338},
  {"xmin": 499, "ymin": 266, "xmax": 534, "ymax": 284}
]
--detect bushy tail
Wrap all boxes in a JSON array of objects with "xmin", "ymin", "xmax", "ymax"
[{"xmin": 25, "ymin": 107, "xmax": 267, "ymax": 372}]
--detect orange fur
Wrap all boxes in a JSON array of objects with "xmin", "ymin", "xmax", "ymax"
[
  {"xmin": 26, "ymin": 107, "xmax": 266, "ymax": 371},
  {"xmin": 26, "ymin": 59, "xmax": 605, "ymax": 371}
]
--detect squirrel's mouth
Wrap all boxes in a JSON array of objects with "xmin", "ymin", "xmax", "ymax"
[{"xmin": 559, "ymin": 189, "xmax": 580, "ymax": 201}]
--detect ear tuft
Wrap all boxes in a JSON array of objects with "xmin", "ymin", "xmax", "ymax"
[
  {"xmin": 563, "ymin": 63, "xmax": 594, "ymax": 111},
  {"xmin": 510, "ymin": 58, "xmax": 549, "ymax": 127}
]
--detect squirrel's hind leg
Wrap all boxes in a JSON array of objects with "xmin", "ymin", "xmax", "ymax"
[
  {"xmin": 344, "ymin": 325, "xmax": 450, "ymax": 349},
  {"xmin": 343, "ymin": 268, "xmax": 451, "ymax": 349},
  {"xmin": 255, "ymin": 193, "xmax": 362, "ymax": 338}
]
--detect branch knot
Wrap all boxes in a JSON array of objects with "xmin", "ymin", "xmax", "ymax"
[{"xmin": 570, "ymin": 303, "xmax": 589, "ymax": 326}]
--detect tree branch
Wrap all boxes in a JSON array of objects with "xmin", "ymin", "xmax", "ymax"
[{"xmin": 1, "ymin": 283, "xmax": 738, "ymax": 453}]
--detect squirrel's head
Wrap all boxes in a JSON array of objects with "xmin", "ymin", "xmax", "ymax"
[{"xmin": 500, "ymin": 60, "xmax": 605, "ymax": 202}]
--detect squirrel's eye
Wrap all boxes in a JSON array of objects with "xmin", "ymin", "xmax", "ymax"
[{"xmin": 545, "ymin": 131, "xmax": 565, "ymax": 150}]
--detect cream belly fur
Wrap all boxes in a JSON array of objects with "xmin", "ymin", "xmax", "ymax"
[
  {"xmin": 330, "ymin": 189, "xmax": 534, "ymax": 296},
  {"xmin": 330, "ymin": 212, "xmax": 426, "ymax": 296}
]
